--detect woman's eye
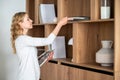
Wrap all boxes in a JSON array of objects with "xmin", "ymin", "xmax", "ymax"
[{"xmin": 27, "ymin": 18, "xmax": 30, "ymax": 21}]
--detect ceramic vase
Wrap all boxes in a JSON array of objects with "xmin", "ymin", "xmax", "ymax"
[{"xmin": 96, "ymin": 40, "xmax": 114, "ymax": 66}]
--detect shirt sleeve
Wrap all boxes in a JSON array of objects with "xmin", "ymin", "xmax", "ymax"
[{"xmin": 22, "ymin": 33, "xmax": 56, "ymax": 47}]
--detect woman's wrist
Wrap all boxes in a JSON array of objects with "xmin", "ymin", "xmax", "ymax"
[{"xmin": 57, "ymin": 23, "xmax": 62, "ymax": 28}]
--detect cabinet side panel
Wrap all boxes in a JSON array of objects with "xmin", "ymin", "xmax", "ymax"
[{"xmin": 115, "ymin": 0, "xmax": 120, "ymax": 80}]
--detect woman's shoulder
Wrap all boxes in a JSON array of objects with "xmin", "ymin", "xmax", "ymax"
[{"xmin": 16, "ymin": 35, "xmax": 32, "ymax": 42}]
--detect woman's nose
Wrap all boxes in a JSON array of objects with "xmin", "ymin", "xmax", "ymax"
[{"xmin": 30, "ymin": 19, "xmax": 33, "ymax": 23}]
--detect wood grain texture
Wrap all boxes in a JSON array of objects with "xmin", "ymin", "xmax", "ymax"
[
  {"xmin": 58, "ymin": 0, "xmax": 90, "ymax": 20},
  {"xmin": 73, "ymin": 22, "xmax": 114, "ymax": 63},
  {"xmin": 26, "ymin": 0, "xmax": 35, "ymax": 23},
  {"xmin": 69, "ymin": 64, "xmax": 113, "ymax": 80},
  {"xmin": 28, "ymin": 25, "xmax": 44, "ymax": 37},
  {"xmin": 115, "ymin": 0, "xmax": 120, "ymax": 80},
  {"xmin": 90, "ymin": 0, "xmax": 100, "ymax": 20},
  {"xmin": 41, "ymin": 62, "xmax": 113, "ymax": 80},
  {"xmin": 41, "ymin": 63, "xmax": 58, "ymax": 80},
  {"xmin": 26, "ymin": 0, "xmax": 116, "ymax": 80}
]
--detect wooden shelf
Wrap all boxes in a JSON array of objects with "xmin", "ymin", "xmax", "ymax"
[
  {"xmin": 33, "ymin": 19, "xmax": 114, "ymax": 26},
  {"xmin": 69, "ymin": 18, "xmax": 114, "ymax": 23},
  {"xmin": 51, "ymin": 58, "xmax": 113, "ymax": 73},
  {"xmin": 33, "ymin": 23, "xmax": 57, "ymax": 26}
]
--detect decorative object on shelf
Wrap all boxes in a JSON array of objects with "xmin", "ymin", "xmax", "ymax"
[
  {"xmin": 39, "ymin": 4, "xmax": 56, "ymax": 23},
  {"xmin": 96, "ymin": 40, "xmax": 114, "ymax": 66},
  {"xmin": 100, "ymin": 0, "xmax": 111, "ymax": 19},
  {"xmin": 68, "ymin": 37, "xmax": 73, "ymax": 45}
]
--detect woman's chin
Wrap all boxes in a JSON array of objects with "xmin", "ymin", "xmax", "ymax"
[{"xmin": 29, "ymin": 26, "xmax": 33, "ymax": 29}]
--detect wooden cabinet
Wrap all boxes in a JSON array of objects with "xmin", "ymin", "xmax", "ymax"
[
  {"xmin": 41, "ymin": 61, "xmax": 113, "ymax": 80},
  {"xmin": 26, "ymin": 0, "xmax": 120, "ymax": 80}
]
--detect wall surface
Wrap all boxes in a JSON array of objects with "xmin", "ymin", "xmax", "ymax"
[{"xmin": 0, "ymin": 0, "xmax": 25, "ymax": 80}]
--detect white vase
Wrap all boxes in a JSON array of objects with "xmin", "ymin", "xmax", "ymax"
[{"xmin": 96, "ymin": 40, "xmax": 114, "ymax": 66}]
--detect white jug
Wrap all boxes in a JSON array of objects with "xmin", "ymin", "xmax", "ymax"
[{"xmin": 96, "ymin": 40, "xmax": 114, "ymax": 66}]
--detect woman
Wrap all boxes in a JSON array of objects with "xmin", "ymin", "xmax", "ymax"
[{"xmin": 10, "ymin": 12, "xmax": 68, "ymax": 80}]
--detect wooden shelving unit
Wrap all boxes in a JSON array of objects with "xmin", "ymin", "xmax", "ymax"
[
  {"xmin": 51, "ymin": 58, "xmax": 113, "ymax": 73},
  {"xmin": 26, "ymin": 0, "xmax": 120, "ymax": 80}
]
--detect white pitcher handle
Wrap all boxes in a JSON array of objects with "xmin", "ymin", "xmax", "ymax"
[{"xmin": 110, "ymin": 41, "xmax": 113, "ymax": 48}]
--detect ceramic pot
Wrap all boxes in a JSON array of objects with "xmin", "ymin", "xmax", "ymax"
[{"xmin": 96, "ymin": 40, "xmax": 114, "ymax": 66}]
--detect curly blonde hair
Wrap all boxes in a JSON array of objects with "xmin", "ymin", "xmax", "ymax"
[{"xmin": 11, "ymin": 12, "xmax": 27, "ymax": 53}]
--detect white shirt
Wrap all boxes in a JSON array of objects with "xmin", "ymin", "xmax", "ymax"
[{"xmin": 15, "ymin": 33, "xmax": 56, "ymax": 80}]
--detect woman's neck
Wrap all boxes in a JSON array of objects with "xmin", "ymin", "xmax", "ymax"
[{"xmin": 23, "ymin": 29, "xmax": 28, "ymax": 35}]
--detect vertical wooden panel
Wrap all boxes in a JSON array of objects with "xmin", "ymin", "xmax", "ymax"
[
  {"xmin": 99, "ymin": 22, "xmax": 114, "ymax": 43},
  {"xmin": 26, "ymin": 0, "xmax": 35, "ymax": 23},
  {"xmin": 73, "ymin": 23, "xmax": 99, "ymax": 63},
  {"xmin": 41, "ymin": 63, "xmax": 58, "ymax": 80},
  {"xmin": 115, "ymin": 0, "xmax": 120, "ymax": 80},
  {"xmin": 69, "ymin": 67, "xmax": 85, "ymax": 80},
  {"xmin": 57, "ymin": 65, "xmax": 69, "ymax": 80},
  {"xmin": 58, "ymin": 0, "xmax": 90, "ymax": 20},
  {"xmin": 34, "ymin": 0, "xmax": 39, "ymax": 24},
  {"xmin": 90, "ymin": 0, "xmax": 100, "ymax": 20},
  {"xmin": 44, "ymin": 24, "xmax": 55, "ymax": 37}
]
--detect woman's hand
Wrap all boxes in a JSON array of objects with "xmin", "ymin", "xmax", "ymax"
[
  {"xmin": 47, "ymin": 52, "xmax": 54, "ymax": 61},
  {"xmin": 57, "ymin": 17, "xmax": 68, "ymax": 26},
  {"xmin": 52, "ymin": 17, "xmax": 68, "ymax": 36}
]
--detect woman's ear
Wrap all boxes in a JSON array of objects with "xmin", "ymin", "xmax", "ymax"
[
  {"xmin": 18, "ymin": 22, "xmax": 22, "ymax": 26},
  {"xmin": 19, "ymin": 22, "xmax": 24, "ymax": 29}
]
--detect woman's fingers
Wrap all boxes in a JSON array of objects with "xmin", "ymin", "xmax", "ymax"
[{"xmin": 47, "ymin": 52, "xmax": 54, "ymax": 61}]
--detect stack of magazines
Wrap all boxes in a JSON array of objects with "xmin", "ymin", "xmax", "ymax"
[
  {"xmin": 68, "ymin": 16, "xmax": 90, "ymax": 21},
  {"xmin": 38, "ymin": 50, "xmax": 54, "ymax": 67}
]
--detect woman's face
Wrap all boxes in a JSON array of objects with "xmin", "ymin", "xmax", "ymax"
[{"xmin": 19, "ymin": 14, "xmax": 33, "ymax": 30}]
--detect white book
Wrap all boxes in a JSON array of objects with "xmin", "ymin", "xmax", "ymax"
[
  {"xmin": 39, "ymin": 4, "xmax": 56, "ymax": 23},
  {"xmin": 51, "ymin": 36, "xmax": 66, "ymax": 59}
]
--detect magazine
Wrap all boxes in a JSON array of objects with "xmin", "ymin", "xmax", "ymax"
[
  {"xmin": 38, "ymin": 49, "xmax": 54, "ymax": 67},
  {"xmin": 68, "ymin": 16, "xmax": 90, "ymax": 21}
]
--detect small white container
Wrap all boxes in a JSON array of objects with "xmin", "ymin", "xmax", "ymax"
[{"xmin": 100, "ymin": 0, "xmax": 111, "ymax": 19}]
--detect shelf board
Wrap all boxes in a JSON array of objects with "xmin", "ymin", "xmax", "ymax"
[
  {"xmin": 33, "ymin": 19, "xmax": 114, "ymax": 26},
  {"xmin": 51, "ymin": 58, "xmax": 113, "ymax": 73},
  {"xmin": 69, "ymin": 18, "xmax": 114, "ymax": 23},
  {"xmin": 32, "ymin": 24, "xmax": 45, "ymax": 26},
  {"xmin": 33, "ymin": 23, "xmax": 57, "ymax": 26}
]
